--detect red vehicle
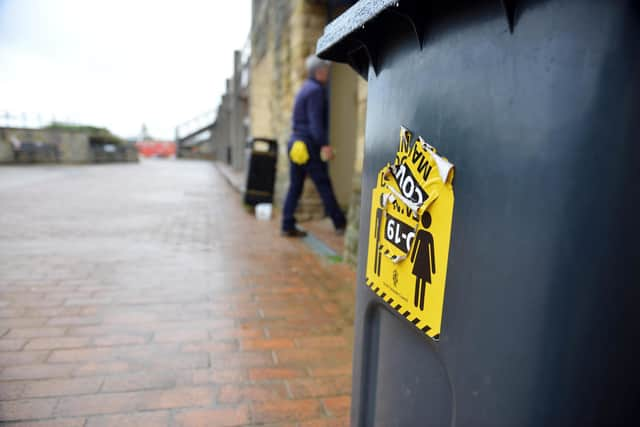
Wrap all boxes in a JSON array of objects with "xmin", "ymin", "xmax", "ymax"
[{"xmin": 135, "ymin": 140, "xmax": 176, "ymax": 158}]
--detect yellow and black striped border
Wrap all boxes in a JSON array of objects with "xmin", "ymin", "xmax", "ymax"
[{"xmin": 365, "ymin": 276, "xmax": 440, "ymax": 341}]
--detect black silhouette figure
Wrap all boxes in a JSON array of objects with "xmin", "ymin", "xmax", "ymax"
[
  {"xmin": 373, "ymin": 193, "xmax": 385, "ymax": 276},
  {"xmin": 410, "ymin": 211, "xmax": 436, "ymax": 310}
]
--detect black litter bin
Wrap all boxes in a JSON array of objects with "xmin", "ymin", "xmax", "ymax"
[
  {"xmin": 318, "ymin": 1, "xmax": 640, "ymax": 426},
  {"xmin": 244, "ymin": 137, "xmax": 278, "ymax": 206}
]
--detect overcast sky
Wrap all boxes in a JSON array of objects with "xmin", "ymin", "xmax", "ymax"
[{"xmin": 0, "ymin": 0, "xmax": 251, "ymax": 139}]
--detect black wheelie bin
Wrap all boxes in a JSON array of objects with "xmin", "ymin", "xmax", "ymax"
[
  {"xmin": 317, "ymin": 1, "xmax": 640, "ymax": 426},
  {"xmin": 244, "ymin": 137, "xmax": 278, "ymax": 206}
]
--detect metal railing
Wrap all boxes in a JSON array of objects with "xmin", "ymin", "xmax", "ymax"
[
  {"xmin": 0, "ymin": 111, "xmax": 85, "ymax": 129},
  {"xmin": 175, "ymin": 110, "xmax": 217, "ymax": 141}
]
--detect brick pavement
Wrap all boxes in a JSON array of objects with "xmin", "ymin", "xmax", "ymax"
[{"xmin": 0, "ymin": 160, "xmax": 355, "ymax": 426}]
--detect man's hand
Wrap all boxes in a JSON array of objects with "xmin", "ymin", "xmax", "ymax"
[{"xmin": 320, "ymin": 145, "xmax": 335, "ymax": 161}]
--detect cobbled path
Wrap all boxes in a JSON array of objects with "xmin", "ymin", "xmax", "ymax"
[{"xmin": 0, "ymin": 160, "xmax": 355, "ymax": 426}]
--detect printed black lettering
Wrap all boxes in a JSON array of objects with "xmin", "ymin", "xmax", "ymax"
[
  {"xmin": 416, "ymin": 157, "xmax": 432, "ymax": 182},
  {"xmin": 384, "ymin": 214, "xmax": 415, "ymax": 254},
  {"xmin": 386, "ymin": 218, "xmax": 394, "ymax": 241},
  {"xmin": 401, "ymin": 175, "xmax": 415, "ymax": 199},
  {"xmin": 411, "ymin": 145, "xmax": 422, "ymax": 164}
]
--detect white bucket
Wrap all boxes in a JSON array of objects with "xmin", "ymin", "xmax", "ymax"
[{"xmin": 255, "ymin": 203, "xmax": 272, "ymax": 221}]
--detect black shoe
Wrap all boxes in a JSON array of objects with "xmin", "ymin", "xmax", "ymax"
[{"xmin": 281, "ymin": 228, "xmax": 308, "ymax": 238}]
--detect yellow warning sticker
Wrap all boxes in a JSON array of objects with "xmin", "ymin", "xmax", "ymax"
[{"xmin": 365, "ymin": 127, "xmax": 455, "ymax": 340}]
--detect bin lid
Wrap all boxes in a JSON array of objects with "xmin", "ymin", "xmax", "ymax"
[
  {"xmin": 317, "ymin": 0, "xmax": 516, "ymax": 77},
  {"xmin": 316, "ymin": 0, "xmax": 398, "ymax": 77}
]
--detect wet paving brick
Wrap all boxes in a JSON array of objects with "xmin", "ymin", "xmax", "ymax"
[{"xmin": 0, "ymin": 161, "xmax": 355, "ymax": 426}]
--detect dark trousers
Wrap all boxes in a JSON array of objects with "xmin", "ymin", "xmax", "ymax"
[{"xmin": 282, "ymin": 159, "xmax": 346, "ymax": 231}]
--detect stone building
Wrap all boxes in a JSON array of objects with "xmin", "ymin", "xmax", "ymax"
[{"xmin": 248, "ymin": 0, "xmax": 367, "ymax": 264}]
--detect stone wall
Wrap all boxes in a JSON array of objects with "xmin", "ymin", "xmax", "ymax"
[
  {"xmin": 124, "ymin": 146, "xmax": 139, "ymax": 162},
  {"xmin": 249, "ymin": 49, "xmax": 275, "ymax": 139},
  {"xmin": 59, "ymin": 132, "xmax": 91, "ymax": 163},
  {"xmin": 0, "ymin": 127, "xmax": 137, "ymax": 164},
  {"xmin": 249, "ymin": 0, "xmax": 327, "ymax": 220},
  {"xmin": 0, "ymin": 127, "xmax": 52, "ymax": 163},
  {"xmin": 249, "ymin": 0, "xmax": 368, "ymax": 264},
  {"xmin": 213, "ymin": 85, "xmax": 232, "ymax": 164},
  {"xmin": 249, "ymin": 0, "xmax": 276, "ymax": 139},
  {"xmin": 229, "ymin": 50, "xmax": 249, "ymax": 172},
  {"xmin": 0, "ymin": 139, "xmax": 13, "ymax": 162},
  {"xmin": 0, "ymin": 127, "xmax": 91, "ymax": 164}
]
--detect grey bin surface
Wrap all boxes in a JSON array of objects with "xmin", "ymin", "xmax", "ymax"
[{"xmin": 317, "ymin": 1, "xmax": 639, "ymax": 426}]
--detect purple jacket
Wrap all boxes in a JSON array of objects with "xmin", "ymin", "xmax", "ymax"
[{"xmin": 290, "ymin": 78, "xmax": 328, "ymax": 159}]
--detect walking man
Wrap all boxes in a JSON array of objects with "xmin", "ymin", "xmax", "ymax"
[{"xmin": 281, "ymin": 55, "xmax": 346, "ymax": 237}]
